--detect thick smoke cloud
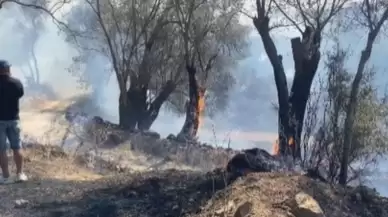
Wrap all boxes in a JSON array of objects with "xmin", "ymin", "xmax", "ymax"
[
  {"xmin": 1, "ymin": 2, "xmax": 387, "ymax": 196},
  {"xmin": 0, "ymin": 3, "xmax": 278, "ymax": 151}
]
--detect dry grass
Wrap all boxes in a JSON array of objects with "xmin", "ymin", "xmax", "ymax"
[
  {"xmin": 0, "ymin": 145, "xmax": 386, "ymax": 217},
  {"xmin": 0, "ymin": 144, "xmax": 227, "ymax": 217},
  {"xmin": 0, "ymin": 145, "xmax": 106, "ymax": 217},
  {"xmin": 22, "ymin": 146, "xmax": 103, "ymax": 181}
]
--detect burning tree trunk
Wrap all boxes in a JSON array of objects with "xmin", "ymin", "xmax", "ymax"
[
  {"xmin": 253, "ymin": 0, "xmax": 325, "ymax": 159},
  {"xmin": 272, "ymin": 139, "xmax": 280, "ymax": 156},
  {"xmin": 253, "ymin": 15, "xmax": 292, "ymax": 157},
  {"xmin": 287, "ymin": 29, "xmax": 321, "ymax": 159},
  {"xmin": 177, "ymin": 65, "xmax": 201, "ymax": 140},
  {"xmin": 172, "ymin": 0, "xmax": 242, "ymax": 141},
  {"xmin": 196, "ymin": 87, "xmax": 206, "ymax": 133},
  {"xmin": 251, "ymin": 0, "xmax": 352, "ymax": 160}
]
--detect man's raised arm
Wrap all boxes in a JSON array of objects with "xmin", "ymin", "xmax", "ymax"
[{"xmin": 14, "ymin": 78, "xmax": 24, "ymax": 99}]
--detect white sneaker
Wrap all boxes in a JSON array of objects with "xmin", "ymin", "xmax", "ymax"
[
  {"xmin": 15, "ymin": 173, "xmax": 28, "ymax": 182},
  {"xmin": 0, "ymin": 177, "xmax": 15, "ymax": 185}
]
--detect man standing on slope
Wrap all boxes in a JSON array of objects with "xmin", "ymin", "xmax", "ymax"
[{"xmin": 0, "ymin": 60, "xmax": 27, "ymax": 184}]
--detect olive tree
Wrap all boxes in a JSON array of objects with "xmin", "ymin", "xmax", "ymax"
[
  {"xmin": 64, "ymin": 0, "xmax": 185, "ymax": 130},
  {"xmin": 338, "ymin": 0, "xmax": 388, "ymax": 184},
  {"xmin": 64, "ymin": 0, "xmax": 248, "ymax": 133},
  {"xmin": 171, "ymin": 0, "xmax": 249, "ymax": 140},
  {"xmin": 302, "ymin": 44, "xmax": 388, "ymax": 184}
]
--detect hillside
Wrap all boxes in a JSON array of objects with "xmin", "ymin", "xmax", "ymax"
[
  {"xmin": 1, "ymin": 144, "xmax": 387, "ymax": 217},
  {"xmin": 0, "ymin": 98, "xmax": 387, "ymax": 217}
]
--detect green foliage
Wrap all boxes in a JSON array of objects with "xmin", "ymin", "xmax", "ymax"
[{"xmin": 303, "ymin": 44, "xmax": 388, "ymax": 183}]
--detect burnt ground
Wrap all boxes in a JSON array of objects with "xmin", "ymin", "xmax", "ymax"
[
  {"xmin": 11, "ymin": 95, "xmax": 386, "ymax": 217},
  {"xmin": 1, "ymin": 145, "xmax": 387, "ymax": 217},
  {"xmin": 32, "ymin": 169, "xmax": 228, "ymax": 217},
  {"xmin": 1, "ymin": 145, "xmax": 229, "ymax": 217}
]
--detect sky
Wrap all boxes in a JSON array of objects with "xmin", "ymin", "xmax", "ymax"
[{"xmin": 0, "ymin": 0, "xmax": 388, "ymax": 195}]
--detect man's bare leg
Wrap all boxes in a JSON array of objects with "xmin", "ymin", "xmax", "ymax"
[
  {"xmin": 0, "ymin": 150, "xmax": 9, "ymax": 178},
  {"xmin": 7, "ymin": 121, "xmax": 27, "ymax": 181},
  {"xmin": 0, "ymin": 123, "xmax": 9, "ymax": 179},
  {"xmin": 13, "ymin": 149, "xmax": 23, "ymax": 174}
]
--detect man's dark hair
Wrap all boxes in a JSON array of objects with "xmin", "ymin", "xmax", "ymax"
[{"xmin": 0, "ymin": 60, "xmax": 11, "ymax": 69}]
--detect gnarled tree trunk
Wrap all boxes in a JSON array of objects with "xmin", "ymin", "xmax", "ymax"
[
  {"xmin": 138, "ymin": 80, "xmax": 176, "ymax": 130},
  {"xmin": 118, "ymin": 86, "xmax": 147, "ymax": 130},
  {"xmin": 254, "ymin": 15, "xmax": 321, "ymax": 159},
  {"xmin": 118, "ymin": 80, "xmax": 176, "ymax": 131},
  {"xmin": 177, "ymin": 65, "xmax": 200, "ymax": 140},
  {"xmin": 288, "ymin": 31, "xmax": 321, "ymax": 159},
  {"xmin": 254, "ymin": 16, "xmax": 291, "ymax": 156}
]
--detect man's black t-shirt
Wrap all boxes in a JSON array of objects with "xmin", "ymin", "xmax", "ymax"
[{"xmin": 0, "ymin": 74, "xmax": 24, "ymax": 121}]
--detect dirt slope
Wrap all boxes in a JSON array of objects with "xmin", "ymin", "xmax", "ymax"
[
  {"xmin": 1, "ymin": 145, "xmax": 387, "ymax": 217},
  {"xmin": 0, "ymin": 145, "xmax": 227, "ymax": 217},
  {"xmin": 19, "ymin": 97, "xmax": 233, "ymax": 172},
  {"xmin": 194, "ymin": 173, "xmax": 388, "ymax": 217},
  {"xmin": 0, "ymin": 146, "xmax": 104, "ymax": 217},
  {"xmin": 1, "ymin": 97, "xmax": 385, "ymax": 217}
]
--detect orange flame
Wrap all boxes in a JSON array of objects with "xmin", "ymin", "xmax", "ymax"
[
  {"xmin": 272, "ymin": 136, "xmax": 295, "ymax": 156},
  {"xmin": 197, "ymin": 88, "xmax": 206, "ymax": 130},
  {"xmin": 288, "ymin": 136, "xmax": 295, "ymax": 148},
  {"xmin": 272, "ymin": 139, "xmax": 280, "ymax": 156}
]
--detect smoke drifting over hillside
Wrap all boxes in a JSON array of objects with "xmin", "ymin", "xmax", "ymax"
[
  {"xmin": 0, "ymin": 3, "xmax": 278, "ymax": 150},
  {"xmin": 1, "ymin": 2, "xmax": 388, "ymax": 197},
  {"xmin": 1, "ymin": 2, "xmax": 387, "ymax": 144},
  {"xmin": 2, "ymin": 2, "xmax": 387, "ymax": 140}
]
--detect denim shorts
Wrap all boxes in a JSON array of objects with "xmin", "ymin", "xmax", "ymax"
[{"xmin": 0, "ymin": 120, "xmax": 22, "ymax": 151}]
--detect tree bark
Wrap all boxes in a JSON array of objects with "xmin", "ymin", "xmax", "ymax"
[
  {"xmin": 118, "ymin": 87, "xmax": 146, "ymax": 130},
  {"xmin": 138, "ymin": 80, "xmax": 176, "ymax": 130},
  {"xmin": 254, "ymin": 16, "xmax": 290, "ymax": 155},
  {"xmin": 119, "ymin": 81, "xmax": 176, "ymax": 131},
  {"xmin": 288, "ymin": 31, "xmax": 321, "ymax": 159},
  {"xmin": 118, "ymin": 93, "xmax": 135, "ymax": 130},
  {"xmin": 177, "ymin": 65, "xmax": 200, "ymax": 140},
  {"xmin": 254, "ymin": 16, "xmax": 322, "ymax": 159}
]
